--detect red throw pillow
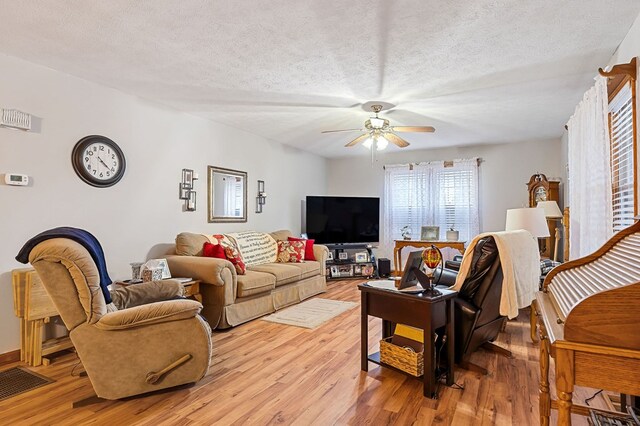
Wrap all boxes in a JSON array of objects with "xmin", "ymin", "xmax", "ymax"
[
  {"xmin": 276, "ymin": 240, "xmax": 306, "ymax": 263},
  {"xmin": 202, "ymin": 242, "xmax": 226, "ymax": 259},
  {"xmin": 224, "ymin": 245, "xmax": 246, "ymax": 275},
  {"xmin": 288, "ymin": 237, "xmax": 315, "ymax": 261}
]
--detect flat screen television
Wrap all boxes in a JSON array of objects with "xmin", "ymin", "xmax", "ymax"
[{"xmin": 305, "ymin": 196, "xmax": 380, "ymax": 244}]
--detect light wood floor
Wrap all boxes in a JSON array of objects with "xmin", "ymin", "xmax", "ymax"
[{"xmin": 0, "ymin": 280, "xmax": 609, "ymax": 425}]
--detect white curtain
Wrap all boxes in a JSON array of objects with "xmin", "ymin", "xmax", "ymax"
[
  {"xmin": 381, "ymin": 159, "xmax": 479, "ymax": 260},
  {"xmin": 567, "ymin": 77, "xmax": 613, "ymax": 259}
]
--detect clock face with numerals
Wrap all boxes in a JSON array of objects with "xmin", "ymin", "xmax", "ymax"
[{"xmin": 72, "ymin": 135, "xmax": 126, "ymax": 187}]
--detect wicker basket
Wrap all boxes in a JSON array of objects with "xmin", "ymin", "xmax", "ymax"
[{"xmin": 379, "ymin": 336, "xmax": 423, "ymax": 377}]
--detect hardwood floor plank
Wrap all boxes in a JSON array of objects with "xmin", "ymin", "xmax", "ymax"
[{"xmin": 0, "ymin": 279, "xmax": 601, "ymax": 425}]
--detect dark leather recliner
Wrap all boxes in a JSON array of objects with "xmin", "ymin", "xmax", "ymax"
[{"xmin": 436, "ymin": 236, "xmax": 507, "ymax": 369}]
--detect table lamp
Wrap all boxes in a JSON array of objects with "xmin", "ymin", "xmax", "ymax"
[
  {"xmin": 422, "ymin": 245, "xmax": 443, "ymax": 294},
  {"xmin": 536, "ymin": 201, "xmax": 563, "ymax": 261},
  {"xmin": 505, "ymin": 208, "xmax": 550, "ymax": 251}
]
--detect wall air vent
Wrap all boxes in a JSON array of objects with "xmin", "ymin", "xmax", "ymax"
[{"xmin": 1, "ymin": 109, "xmax": 31, "ymax": 131}]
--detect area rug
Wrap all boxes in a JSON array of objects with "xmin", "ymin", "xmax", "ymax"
[
  {"xmin": 0, "ymin": 367, "xmax": 54, "ymax": 401},
  {"xmin": 261, "ymin": 298, "xmax": 358, "ymax": 329}
]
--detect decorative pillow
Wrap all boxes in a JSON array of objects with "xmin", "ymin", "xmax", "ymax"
[
  {"xmin": 287, "ymin": 237, "xmax": 316, "ymax": 261},
  {"xmin": 202, "ymin": 242, "xmax": 226, "ymax": 259},
  {"xmin": 224, "ymin": 245, "xmax": 246, "ymax": 275},
  {"xmin": 276, "ymin": 240, "xmax": 306, "ymax": 263},
  {"xmin": 211, "ymin": 234, "xmax": 246, "ymax": 274},
  {"xmin": 203, "ymin": 234, "xmax": 221, "ymax": 245}
]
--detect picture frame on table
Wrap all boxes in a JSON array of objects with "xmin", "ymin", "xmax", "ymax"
[
  {"xmin": 338, "ymin": 251, "xmax": 349, "ymax": 260},
  {"xmin": 355, "ymin": 252, "xmax": 368, "ymax": 263},
  {"xmin": 144, "ymin": 258, "xmax": 172, "ymax": 279},
  {"xmin": 362, "ymin": 265, "xmax": 374, "ymax": 276},
  {"xmin": 420, "ymin": 226, "xmax": 440, "ymax": 241},
  {"xmin": 327, "ymin": 251, "xmax": 334, "ymax": 261}
]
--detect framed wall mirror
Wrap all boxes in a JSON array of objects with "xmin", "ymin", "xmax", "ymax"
[{"xmin": 207, "ymin": 166, "xmax": 247, "ymax": 223}]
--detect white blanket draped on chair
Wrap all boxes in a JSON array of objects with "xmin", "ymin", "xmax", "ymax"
[{"xmin": 451, "ymin": 230, "xmax": 540, "ymax": 319}]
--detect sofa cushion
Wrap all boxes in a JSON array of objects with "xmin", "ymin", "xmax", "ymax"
[
  {"xmin": 248, "ymin": 263, "xmax": 302, "ymax": 286},
  {"xmin": 176, "ymin": 233, "xmax": 209, "ymax": 256},
  {"xmin": 270, "ymin": 230, "xmax": 293, "ymax": 242},
  {"xmin": 287, "ymin": 261, "xmax": 322, "ymax": 280},
  {"xmin": 236, "ymin": 270, "xmax": 276, "ymax": 297}
]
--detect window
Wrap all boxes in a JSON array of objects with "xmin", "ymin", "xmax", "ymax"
[
  {"xmin": 382, "ymin": 159, "xmax": 479, "ymax": 256},
  {"xmin": 608, "ymin": 80, "xmax": 637, "ymax": 231}
]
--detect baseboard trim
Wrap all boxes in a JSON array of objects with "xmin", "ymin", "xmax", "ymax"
[{"xmin": 0, "ymin": 349, "xmax": 21, "ymax": 366}]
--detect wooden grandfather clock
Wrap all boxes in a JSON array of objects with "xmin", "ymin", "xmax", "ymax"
[{"xmin": 527, "ymin": 173, "xmax": 561, "ymax": 259}]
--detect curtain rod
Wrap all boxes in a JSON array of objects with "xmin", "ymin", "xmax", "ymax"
[
  {"xmin": 383, "ymin": 158, "xmax": 483, "ymax": 170},
  {"xmin": 565, "ymin": 57, "xmax": 637, "ymax": 131}
]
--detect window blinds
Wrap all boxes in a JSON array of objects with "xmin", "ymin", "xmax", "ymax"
[{"xmin": 609, "ymin": 82, "xmax": 636, "ymax": 232}]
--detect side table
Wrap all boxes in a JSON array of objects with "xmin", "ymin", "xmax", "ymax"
[
  {"xmin": 180, "ymin": 280, "xmax": 202, "ymax": 302},
  {"xmin": 358, "ymin": 282, "xmax": 457, "ymax": 398}
]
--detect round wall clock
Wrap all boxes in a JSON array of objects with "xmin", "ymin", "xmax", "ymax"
[{"xmin": 72, "ymin": 135, "xmax": 126, "ymax": 188}]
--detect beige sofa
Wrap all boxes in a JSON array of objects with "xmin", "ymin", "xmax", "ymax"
[{"xmin": 166, "ymin": 230, "xmax": 328, "ymax": 329}]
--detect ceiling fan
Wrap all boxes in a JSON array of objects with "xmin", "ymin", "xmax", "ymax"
[{"xmin": 321, "ymin": 104, "xmax": 435, "ymax": 150}]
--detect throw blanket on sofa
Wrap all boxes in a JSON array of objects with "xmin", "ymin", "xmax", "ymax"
[
  {"xmin": 225, "ymin": 231, "xmax": 277, "ymax": 266},
  {"xmin": 16, "ymin": 226, "xmax": 113, "ymax": 304},
  {"xmin": 451, "ymin": 230, "xmax": 539, "ymax": 319}
]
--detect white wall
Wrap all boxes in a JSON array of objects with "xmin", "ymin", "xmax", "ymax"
[
  {"xmin": 0, "ymin": 53, "xmax": 326, "ymax": 354},
  {"xmin": 607, "ymin": 12, "xmax": 640, "ymax": 67},
  {"xmin": 326, "ymin": 138, "xmax": 563, "ymax": 258}
]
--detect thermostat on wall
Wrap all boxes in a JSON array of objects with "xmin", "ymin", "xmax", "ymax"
[{"xmin": 4, "ymin": 173, "xmax": 29, "ymax": 186}]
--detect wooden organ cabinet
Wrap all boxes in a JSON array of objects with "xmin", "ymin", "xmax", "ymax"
[
  {"xmin": 534, "ymin": 220, "xmax": 640, "ymax": 425},
  {"xmin": 527, "ymin": 173, "xmax": 561, "ymax": 259}
]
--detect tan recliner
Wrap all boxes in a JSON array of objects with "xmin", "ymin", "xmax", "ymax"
[{"xmin": 28, "ymin": 238, "xmax": 212, "ymax": 400}]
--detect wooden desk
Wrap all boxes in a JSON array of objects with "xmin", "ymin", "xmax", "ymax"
[
  {"xmin": 358, "ymin": 283, "xmax": 457, "ymax": 398},
  {"xmin": 393, "ymin": 240, "xmax": 466, "ymax": 276}
]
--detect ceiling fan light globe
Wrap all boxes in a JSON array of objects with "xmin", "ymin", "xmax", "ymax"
[
  {"xmin": 362, "ymin": 137, "xmax": 373, "ymax": 149},
  {"xmin": 376, "ymin": 136, "xmax": 389, "ymax": 150}
]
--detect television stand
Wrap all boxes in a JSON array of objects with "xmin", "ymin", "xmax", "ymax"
[{"xmin": 325, "ymin": 244, "xmax": 378, "ymax": 280}]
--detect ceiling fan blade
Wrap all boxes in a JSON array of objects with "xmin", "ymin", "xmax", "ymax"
[
  {"xmin": 321, "ymin": 128, "xmax": 363, "ymax": 134},
  {"xmin": 391, "ymin": 126, "xmax": 435, "ymax": 133},
  {"xmin": 385, "ymin": 133, "xmax": 410, "ymax": 148},
  {"xmin": 345, "ymin": 133, "xmax": 370, "ymax": 147}
]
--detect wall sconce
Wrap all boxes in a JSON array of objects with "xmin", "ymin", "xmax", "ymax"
[
  {"xmin": 256, "ymin": 180, "xmax": 266, "ymax": 213},
  {"xmin": 179, "ymin": 168, "xmax": 198, "ymax": 212}
]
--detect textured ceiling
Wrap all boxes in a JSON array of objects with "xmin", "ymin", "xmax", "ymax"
[{"xmin": 0, "ymin": 1, "xmax": 638, "ymax": 157}]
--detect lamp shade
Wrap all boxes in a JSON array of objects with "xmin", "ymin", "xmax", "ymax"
[
  {"xmin": 536, "ymin": 201, "xmax": 563, "ymax": 218},
  {"xmin": 505, "ymin": 207, "xmax": 550, "ymax": 238}
]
